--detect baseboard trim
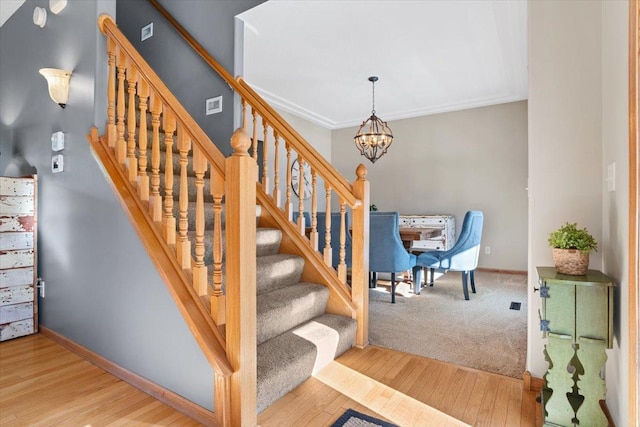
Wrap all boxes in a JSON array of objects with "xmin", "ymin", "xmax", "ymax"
[
  {"xmin": 39, "ymin": 327, "xmax": 218, "ymax": 426},
  {"xmin": 522, "ymin": 370, "xmax": 544, "ymax": 392},
  {"xmin": 477, "ymin": 267, "xmax": 528, "ymax": 276}
]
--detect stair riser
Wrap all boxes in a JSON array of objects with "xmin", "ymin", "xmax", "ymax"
[
  {"xmin": 256, "ymin": 283, "xmax": 329, "ymax": 345},
  {"xmin": 256, "ymin": 314, "xmax": 357, "ymax": 413},
  {"xmin": 192, "ymin": 227, "xmax": 282, "ymax": 265},
  {"xmin": 256, "ymin": 255, "xmax": 305, "ymax": 295}
]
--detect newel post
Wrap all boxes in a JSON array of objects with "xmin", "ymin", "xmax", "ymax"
[
  {"xmin": 225, "ymin": 128, "xmax": 257, "ymax": 426},
  {"xmin": 351, "ymin": 164, "xmax": 370, "ymax": 348}
]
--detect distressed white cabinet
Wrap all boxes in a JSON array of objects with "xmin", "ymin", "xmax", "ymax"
[
  {"xmin": 0, "ymin": 176, "xmax": 38, "ymax": 341},
  {"xmin": 398, "ymin": 214, "xmax": 456, "ymax": 251}
]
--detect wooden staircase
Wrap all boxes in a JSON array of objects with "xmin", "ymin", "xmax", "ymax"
[{"xmin": 88, "ymin": 12, "xmax": 370, "ymax": 427}]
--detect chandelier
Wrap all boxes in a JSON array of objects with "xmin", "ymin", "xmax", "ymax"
[{"xmin": 353, "ymin": 76, "xmax": 393, "ymax": 163}]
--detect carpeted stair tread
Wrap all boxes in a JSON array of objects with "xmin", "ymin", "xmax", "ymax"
[
  {"xmin": 256, "ymin": 283, "xmax": 329, "ymax": 345},
  {"xmin": 255, "ymin": 228, "xmax": 283, "ymax": 257},
  {"xmin": 256, "ymin": 313, "xmax": 357, "ymax": 413},
  {"xmin": 256, "ymin": 254, "xmax": 305, "ymax": 295}
]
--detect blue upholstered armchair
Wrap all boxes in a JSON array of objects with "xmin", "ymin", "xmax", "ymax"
[
  {"xmin": 412, "ymin": 210, "xmax": 484, "ymax": 300},
  {"xmin": 316, "ymin": 212, "xmax": 353, "ymax": 269},
  {"xmin": 370, "ymin": 211, "xmax": 420, "ymax": 303}
]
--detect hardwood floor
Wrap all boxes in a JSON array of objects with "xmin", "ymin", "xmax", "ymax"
[
  {"xmin": 259, "ymin": 345, "xmax": 541, "ymax": 427},
  {"xmin": 0, "ymin": 334, "xmax": 201, "ymax": 426},
  {"xmin": 0, "ymin": 334, "xmax": 541, "ymax": 426}
]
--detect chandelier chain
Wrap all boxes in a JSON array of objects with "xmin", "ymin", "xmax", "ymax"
[{"xmin": 371, "ymin": 79, "xmax": 376, "ymax": 115}]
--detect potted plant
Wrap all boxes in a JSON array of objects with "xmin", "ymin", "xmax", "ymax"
[{"xmin": 548, "ymin": 222, "xmax": 598, "ymax": 275}]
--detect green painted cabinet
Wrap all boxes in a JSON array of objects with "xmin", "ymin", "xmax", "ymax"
[{"xmin": 536, "ymin": 267, "xmax": 614, "ymax": 427}]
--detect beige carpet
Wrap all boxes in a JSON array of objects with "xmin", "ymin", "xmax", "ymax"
[{"xmin": 369, "ymin": 270, "xmax": 527, "ymax": 378}]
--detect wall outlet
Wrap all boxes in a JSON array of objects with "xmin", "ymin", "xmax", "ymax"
[
  {"xmin": 141, "ymin": 22, "xmax": 153, "ymax": 41},
  {"xmin": 484, "ymin": 246, "xmax": 491, "ymax": 255}
]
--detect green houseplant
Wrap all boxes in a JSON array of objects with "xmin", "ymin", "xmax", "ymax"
[{"xmin": 548, "ymin": 222, "xmax": 598, "ymax": 275}]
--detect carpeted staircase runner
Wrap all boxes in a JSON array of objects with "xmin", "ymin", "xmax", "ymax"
[{"xmin": 142, "ymin": 111, "xmax": 356, "ymax": 412}]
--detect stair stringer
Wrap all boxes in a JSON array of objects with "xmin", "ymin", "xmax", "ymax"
[
  {"xmin": 87, "ymin": 128, "xmax": 232, "ymax": 425},
  {"xmin": 255, "ymin": 187, "xmax": 356, "ymax": 320}
]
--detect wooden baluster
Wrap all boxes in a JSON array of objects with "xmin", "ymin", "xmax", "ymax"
[
  {"xmin": 251, "ymin": 110, "xmax": 259, "ymax": 183},
  {"xmin": 192, "ymin": 145, "xmax": 208, "ymax": 296},
  {"xmin": 106, "ymin": 38, "xmax": 116, "ymax": 148},
  {"xmin": 162, "ymin": 109, "xmax": 177, "ymax": 245},
  {"xmin": 296, "ymin": 158, "xmax": 306, "ymax": 235},
  {"xmin": 272, "ymin": 130, "xmax": 281, "ymax": 207},
  {"xmin": 251, "ymin": 109, "xmax": 258, "ymax": 162},
  {"xmin": 210, "ymin": 171, "xmax": 225, "ymax": 326},
  {"xmin": 116, "ymin": 50, "xmax": 127, "ymax": 164},
  {"xmin": 126, "ymin": 65, "xmax": 138, "ymax": 182},
  {"xmin": 241, "ymin": 99, "xmax": 248, "ymax": 130},
  {"xmin": 176, "ymin": 127, "xmax": 191, "ymax": 269},
  {"xmin": 149, "ymin": 92, "xmax": 162, "ymax": 222},
  {"xmin": 285, "ymin": 144, "xmax": 293, "ymax": 220},
  {"xmin": 310, "ymin": 169, "xmax": 318, "ymax": 251},
  {"xmin": 324, "ymin": 185, "xmax": 332, "ymax": 267},
  {"xmin": 262, "ymin": 123, "xmax": 269, "ymax": 191},
  {"xmin": 352, "ymin": 163, "xmax": 370, "ymax": 347},
  {"xmin": 337, "ymin": 200, "xmax": 348, "ymax": 284},
  {"xmin": 136, "ymin": 78, "xmax": 150, "ymax": 201}
]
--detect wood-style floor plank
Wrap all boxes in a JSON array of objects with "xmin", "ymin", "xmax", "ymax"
[
  {"xmin": 261, "ymin": 345, "xmax": 541, "ymax": 427},
  {"xmin": 0, "ymin": 334, "xmax": 204, "ymax": 427},
  {"xmin": 1, "ymin": 334, "xmax": 543, "ymax": 427}
]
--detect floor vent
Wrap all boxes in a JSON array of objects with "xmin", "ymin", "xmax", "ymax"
[{"xmin": 510, "ymin": 302, "xmax": 521, "ymax": 311}]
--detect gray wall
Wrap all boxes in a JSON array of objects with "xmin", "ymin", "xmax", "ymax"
[
  {"xmin": 116, "ymin": 0, "xmax": 265, "ymax": 156},
  {"xmin": 331, "ymin": 101, "xmax": 528, "ymax": 271},
  {"xmin": 0, "ymin": 0, "xmax": 270, "ymax": 411}
]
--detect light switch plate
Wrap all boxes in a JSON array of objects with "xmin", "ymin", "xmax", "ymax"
[
  {"xmin": 51, "ymin": 131, "xmax": 64, "ymax": 151},
  {"xmin": 52, "ymin": 154, "xmax": 64, "ymax": 173},
  {"xmin": 607, "ymin": 162, "xmax": 615, "ymax": 192}
]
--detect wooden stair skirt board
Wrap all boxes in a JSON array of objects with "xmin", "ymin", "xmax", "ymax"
[{"xmin": 39, "ymin": 327, "xmax": 215, "ymax": 426}]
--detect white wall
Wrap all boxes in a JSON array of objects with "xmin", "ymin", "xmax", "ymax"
[
  {"xmin": 528, "ymin": 2, "xmax": 630, "ymax": 425},
  {"xmin": 331, "ymin": 101, "xmax": 528, "ymax": 271},
  {"xmin": 601, "ymin": 1, "xmax": 629, "ymax": 424}
]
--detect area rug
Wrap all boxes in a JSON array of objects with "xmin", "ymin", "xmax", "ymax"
[
  {"xmin": 369, "ymin": 270, "xmax": 527, "ymax": 378},
  {"xmin": 331, "ymin": 408, "xmax": 398, "ymax": 427}
]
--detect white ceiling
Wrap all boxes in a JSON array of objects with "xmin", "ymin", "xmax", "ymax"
[
  {"xmin": 238, "ymin": 0, "xmax": 527, "ymax": 129},
  {"xmin": 0, "ymin": 0, "xmax": 26, "ymax": 28}
]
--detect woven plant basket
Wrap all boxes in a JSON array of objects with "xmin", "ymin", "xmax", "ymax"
[{"xmin": 552, "ymin": 248, "xmax": 589, "ymax": 275}]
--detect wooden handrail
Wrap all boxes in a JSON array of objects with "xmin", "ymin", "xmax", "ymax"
[
  {"xmin": 98, "ymin": 15, "xmax": 226, "ymax": 177},
  {"xmin": 143, "ymin": 0, "xmax": 360, "ymax": 209}
]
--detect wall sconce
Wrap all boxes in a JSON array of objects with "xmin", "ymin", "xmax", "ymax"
[
  {"xmin": 49, "ymin": 0, "xmax": 68, "ymax": 15},
  {"xmin": 33, "ymin": 7, "xmax": 47, "ymax": 28},
  {"xmin": 39, "ymin": 68, "xmax": 72, "ymax": 108}
]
